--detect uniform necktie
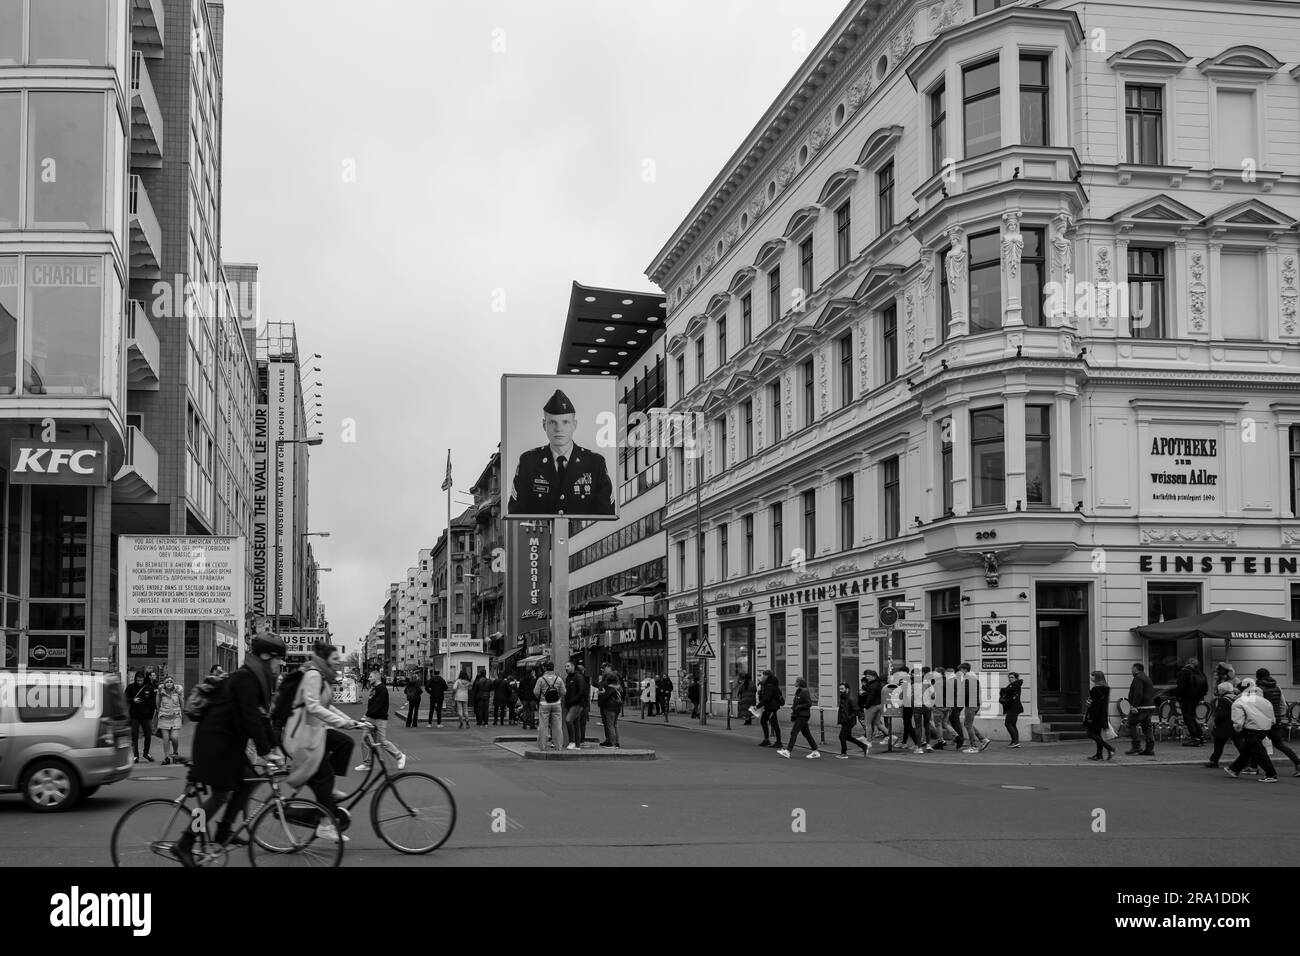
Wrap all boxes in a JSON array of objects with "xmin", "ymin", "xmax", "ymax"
[{"xmin": 556, "ymin": 454, "xmax": 567, "ymax": 476}]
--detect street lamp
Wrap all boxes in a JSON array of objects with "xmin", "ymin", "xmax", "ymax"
[{"xmin": 274, "ymin": 436, "xmax": 323, "ymax": 644}]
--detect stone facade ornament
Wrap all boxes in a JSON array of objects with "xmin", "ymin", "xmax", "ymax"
[
  {"xmin": 919, "ymin": 255, "xmax": 935, "ymax": 296},
  {"xmin": 1051, "ymin": 212, "xmax": 1074, "ymax": 281},
  {"xmin": 724, "ymin": 224, "xmax": 739, "ymax": 249},
  {"xmin": 1140, "ymin": 528, "xmax": 1237, "ymax": 545},
  {"xmin": 1281, "ymin": 255, "xmax": 1298, "ymax": 335},
  {"xmin": 703, "ymin": 250, "xmax": 715, "ymax": 273},
  {"xmin": 1283, "ymin": 529, "xmax": 1300, "ymax": 547},
  {"xmin": 1001, "ymin": 210, "xmax": 1023, "ymax": 281},
  {"xmin": 765, "ymin": 577, "xmax": 786, "ymax": 590},
  {"xmin": 890, "ymin": 19, "xmax": 915, "ymax": 61},
  {"xmin": 739, "ymin": 585, "xmax": 758, "ymax": 596},
  {"xmin": 873, "ymin": 548, "xmax": 905, "ymax": 567},
  {"xmin": 857, "ymin": 318, "xmax": 871, "ymax": 389},
  {"xmin": 749, "ymin": 194, "xmax": 766, "ymax": 219},
  {"xmin": 832, "ymin": 562, "xmax": 860, "ymax": 575},
  {"xmin": 1094, "ymin": 248, "xmax": 1111, "ymax": 326},
  {"xmin": 847, "ymin": 72, "xmax": 873, "ymax": 112},
  {"xmin": 776, "ymin": 158, "xmax": 797, "ymax": 189},
  {"xmin": 783, "ymin": 371, "xmax": 793, "ymax": 435},
  {"xmin": 796, "ymin": 572, "xmax": 820, "ymax": 583},
  {"xmin": 944, "ymin": 226, "xmax": 967, "ymax": 282},
  {"xmin": 929, "ymin": 0, "xmax": 965, "ymax": 32},
  {"xmin": 818, "ymin": 347, "xmax": 830, "ymax": 416},
  {"xmin": 904, "ymin": 292, "xmax": 916, "ymax": 363},
  {"xmin": 1189, "ymin": 252, "xmax": 1207, "ymax": 332},
  {"xmin": 754, "ymin": 392, "xmax": 764, "ymax": 449},
  {"xmin": 727, "ymin": 410, "xmax": 736, "ymax": 464},
  {"xmin": 810, "ymin": 117, "xmax": 833, "ymax": 152}
]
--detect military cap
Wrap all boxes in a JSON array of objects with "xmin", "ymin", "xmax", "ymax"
[{"xmin": 543, "ymin": 389, "xmax": 576, "ymax": 415}]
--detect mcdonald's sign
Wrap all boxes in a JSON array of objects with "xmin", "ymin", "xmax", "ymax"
[{"xmin": 635, "ymin": 616, "xmax": 666, "ymax": 644}]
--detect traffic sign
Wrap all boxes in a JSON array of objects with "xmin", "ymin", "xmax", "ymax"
[
  {"xmin": 878, "ymin": 605, "xmax": 898, "ymax": 628},
  {"xmin": 894, "ymin": 620, "xmax": 928, "ymax": 632},
  {"xmin": 694, "ymin": 638, "xmax": 716, "ymax": 660},
  {"xmin": 890, "ymin": 601, "xmax": 916, "ymax": 611}
]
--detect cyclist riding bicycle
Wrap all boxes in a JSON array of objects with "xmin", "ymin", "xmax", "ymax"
[
  {"xmin": 172, "ymin": 632, "xmax": 287, "ymax": 867},
  {"xmin": 282, "ymin": 640, "xmax": 368, "ymax": 843}
]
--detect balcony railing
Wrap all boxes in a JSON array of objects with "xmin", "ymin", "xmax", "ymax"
[
  {"xmin": 128, "ymin": 175, "xmax": 161, "ymax": 278},
  {"xmin": 112, "ymin": 425, "xmax": 159, "ymax": 502},
  {"xmin": 125, "ymin": 299, "xmax": 160, "ymax": 390},
  {"xmin": 129, "ymin": 51, "xmax": 164, "ymax": 168},
  {"xmin": 130, "ymin": 0, "xmax": 165, "ymax": 59}
]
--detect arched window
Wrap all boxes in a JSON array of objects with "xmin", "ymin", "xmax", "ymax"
[{"xmin": 455, "ymin": 565, "xmax": 463, "ymax": 583}]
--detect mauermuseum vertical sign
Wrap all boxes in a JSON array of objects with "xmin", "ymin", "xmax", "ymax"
[{"xmin": 252, "ymin": 405, "xmax": 269, "ymax": 617}]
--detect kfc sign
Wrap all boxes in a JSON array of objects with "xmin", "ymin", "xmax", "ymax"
[{"xmin": 10, "ymin": 440, "xmax": 108, "ymax": 485}]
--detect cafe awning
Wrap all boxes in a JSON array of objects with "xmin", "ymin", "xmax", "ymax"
[
  {"xmin": 1132, "ymin": 609, "xmax": 1300, "ymax": 642},
  {"xmin": 519, "ymin": 654, "xmax": 549, "ymax": 666}
]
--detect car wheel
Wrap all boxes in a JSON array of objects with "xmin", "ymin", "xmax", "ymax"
[{"xmin": 21, "ymin": 759, "xmax": 81, "ymax": 812}]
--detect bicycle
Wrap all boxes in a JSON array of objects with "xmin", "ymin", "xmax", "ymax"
[
  {"xmin": 248, "ymin": 721, "xmax": 456, "ymax": 854},
  {"xmin": 110, "ymin": 763, "xmax": 342, "ymax": 868}
]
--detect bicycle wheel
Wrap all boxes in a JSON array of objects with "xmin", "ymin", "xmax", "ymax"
[
  {"xmin": 247, "ymin": 798, "xmax": 343, "ymax": 868},
  {"xmin": 111, "ymin": 799, "xmax": 194, "ymax": 867},
  {"xmin": 370, "ymin": 772, "xmax": 456, "ymax": 854}
]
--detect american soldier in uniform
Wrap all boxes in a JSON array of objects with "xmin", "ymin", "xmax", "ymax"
[{"xmin": 508, "ymin": 388, "xmax": 614, "ymax": 516}]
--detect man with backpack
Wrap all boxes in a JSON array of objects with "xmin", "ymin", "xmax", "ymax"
[
  {"xmin": 533, "ymin": 662, "xmax": 566, "ymax": 752},
  {"xmin": 172, "ymin": 634, "xmax": 286, "ymax": 867}
]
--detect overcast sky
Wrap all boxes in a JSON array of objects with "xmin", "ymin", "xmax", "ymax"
[{"xmin": 219, "ymin": 0, "xmax": 845, "ymax": 647}]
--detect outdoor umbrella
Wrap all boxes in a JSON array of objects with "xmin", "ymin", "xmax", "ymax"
[{"xmin": 1132, "ymin": 609, "xmax": 1300, "ymax": 647}]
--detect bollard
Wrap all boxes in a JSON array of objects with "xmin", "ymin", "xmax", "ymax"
[
  {"xmin": 726, "ymin": 695, "xmax": 732, "ymax": 730},
  {"xmin": 819, "ymin": 708, "xmax": 825, "ymax": 744}
]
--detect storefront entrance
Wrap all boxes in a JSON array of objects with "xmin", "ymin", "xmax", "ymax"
[
  {"xmin": 1036, "ymin": 584, "xmax": 1089, "ymax": 714},
  {"xmin": 721, "ymin": 618, "xmax": 755, "ymax": 699}
]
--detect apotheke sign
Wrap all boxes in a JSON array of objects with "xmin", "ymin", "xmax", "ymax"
[{"xmin": 1141, "ymin": 427, "xmax": 1221, "ymax": 515}]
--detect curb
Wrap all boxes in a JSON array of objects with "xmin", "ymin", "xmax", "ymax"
[{"xmin": 523, "ymin": 748, "xmax": 655, "ymax": 761}]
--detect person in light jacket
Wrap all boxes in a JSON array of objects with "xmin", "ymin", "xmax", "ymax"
[
  {"xmin": 640, "ymin": 676, "xmax": 655, "ymax": 718},
  {"xmin": 283, "ymin": 642, "xmax": 366, "ymax": 842},
  {"xmin": 155, "ymin": 675, "xmax": 185, "ymax": 765},
  {"xmin": 1224, "ymin": 678, "xmax": 1278, "ymax": 781},
  {"xmin": 453, "ymin": 669, "xmax": 472, "ymax": 729}
]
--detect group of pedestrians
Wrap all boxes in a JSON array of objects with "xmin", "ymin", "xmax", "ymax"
[
  {"xmin": 125, "ymin": 667, "xmax": 210, "ymax": 766},
  {"xmin": 532, "ymin": 661, "xmax": 629, "ymax": 751}
]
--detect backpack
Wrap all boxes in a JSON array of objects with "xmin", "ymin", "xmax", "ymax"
[
  {"xmin": 184, "ymin": 674, "xmax": 228, "ymax": 722},
  {"xmin": 270, "ymin": 668, "xmax": 307, "ymax": 736},
  {"xmin": 541, "ymin": 675, "xmax": 562, "ymax": 704}
]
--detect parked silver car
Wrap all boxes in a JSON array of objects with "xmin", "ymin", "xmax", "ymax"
[{"xmin": 0, "ymin": 669, "xmax": 132, "ymax": 811}]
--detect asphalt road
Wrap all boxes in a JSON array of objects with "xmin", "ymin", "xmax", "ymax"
[{"xmin": 2, "ymin": 706, "xmax": 1296, "ymax": 867}]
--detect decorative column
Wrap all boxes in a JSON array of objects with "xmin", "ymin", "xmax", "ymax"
[
  {"xmin": 944, "ymin": 225, "xmax": 968, "ymax": 339},
  {"xmin": 1002, "ymin": 210, "xmax": 1024, "ymax": 327},
  {"xmin": 919, "ymin": 252, "xmax": 936, "ymax": 350},
  {"xmin": 1049, "ymin": 212, "xmax": 1074, "ymax": 328},
  {"xmin": 1054, "ymin": 392, "xmax": 1074, "ymax": 511},
  {"xmin": 948, "ymin": 398, "xmax": 971, "ymax": 516}
]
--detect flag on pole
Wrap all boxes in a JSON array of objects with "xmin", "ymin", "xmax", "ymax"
[{"xmin": 441, "ymin": 450, "xmax": 453, "ymax": 491}]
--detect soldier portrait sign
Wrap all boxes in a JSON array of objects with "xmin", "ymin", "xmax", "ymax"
[{"xmin": 501, "ymin": 374, "xmax": 617, "ymax": 521}]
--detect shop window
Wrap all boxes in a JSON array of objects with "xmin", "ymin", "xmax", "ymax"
[
  {"xmin": 801, "ymin": 607, "xmax": 820, "ymax": 703},
  {"xmin": 877, "ymin": 161, "xmax": 894, "ymax": 234},
  {"xmin": 1025, "ymin": 405, "xmax": 1051, "ymax": 505},
  {"xmin": 802, "ymin": 358, "xmax": 815, "ymax": 427},
  {"xmin": 835, "ymin": 201, "xmax": 851, "ymax": 269},
  {"xmin": 770, "ymin": 612, "xmax": 787, "ymax": 690},
  {"xmin": 837, "ymin": 602, "xmax": 859, "ymax": 698},
  {"xmin": 29, "ymin": 484, "xmax": 88, "ymax": 600},
  {"xmin": 881, "ymin": 456, "xmax": 900, "ymax": 539},
  {"xmin": 1128, "ymin": 247, "xmax": 1166, "ymax": 339},
  {"xmin": 971, "ymin": 406, "xmax": 1005, "ymax": 508},
  {"xmin": 0, "ymin": 254, "xmax": 17, "ymax": 394},
  {"xmin": 30, "ymin": 0, "xmax": 109, "ymax": 65},
  {"xmin": 1021, "ymin": 228, "xmax": 1045, "ymax": 327},
  {"xmin": 23, "ymin": 255, "xmax": 104, "ymax": 395},
  {"xmin": 1146, "ymin": 582, "xmax": 1200, "ymax": 685},
  {"xmin": 0, "ymin": 94, "xmax": 17, "ymax": 228},
  {"xmin": 968, "ymin": 231, "xmax": 1001, "ymax": 333},
  {"xmin": 930, "ymin": 588, "xmax": 962, "ymax": 668},
  {"xmin": 27, "ymin": 92, "xmax": 106, "ymax": 230},
  {"xmin": 1125, "ymin": 84, "xmax": 1164, "ymax": 165},
  {"xmin": 881, "ymin": 303, "xmax": 898, "ymax": 382},
  {"xmin": 1291, "ymin": 584, "xmax": 1300, "ymax": 685},
  {"xmin": 963, "ymin": 58, "xmax": 1001, "ymax": 158},
  {"xmin": 1019, "ymin": 54, "xmax": 1050, "ymax": 147}
]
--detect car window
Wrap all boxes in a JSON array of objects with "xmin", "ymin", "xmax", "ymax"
[{"xmin": 16, "ymin": 682, "xmax": 83, "ymax": 722}]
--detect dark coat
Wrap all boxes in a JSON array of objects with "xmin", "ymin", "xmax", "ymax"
[
  {"xmin": 1256, "ymin": 677, "xmax": 1285, "ymax": 720},
  {"xmin": 128, "ymin": 679, "xmax": 157, "ymax": 720},
  {"xmin": 405, "ymin": 678, "xmax": 422, "ymax": 701},
  {"xmin": 472, "ymin": 676, "xmax": 492, "ymax": 701},
  {"xmin": 759, "ymin": 675, "xmax": 782, "ymax": 711},
  {"xmin": 190, "ymin": 663, "xmax": 274, "ymax": 792},
  {"xmin": 860, "ymin": 677, "xmax": 883, "ymax": 709},
  {"xmin": 836, "ymin": 694, "xmax": 861, "ymax": 726},
  {"xmin": 365, "ymin": 682, "xmax": 391, "ymax": 720},
  {"xmin": 517, "ymin": 676, "xmax": 536, "ymax": 703},
  {"xmin": 999, "ymin": 678, "xmax": 1024, "ymax": 715},
  {"xmin": 564, "ymin": 672, "xmax": 587, "ymax": 709},
  {"xmin": 790, "ymin": 687, "xmax": 812, "ymax": 721},
  {"xmin": 508, "ymin": 443, "xmax": 614, "ymax": 516},
  {"xmin": 1083, "ymin": 683, "xmax": 1110, "ymax": 732},
  {"xmin": 1127, "ymin": 671, "xmax": 1157, "ymax": 709},
  {"xmin": 1175, "ymin": 664, "xmax": 1207, "ymax": 703},
  {"xmin": 597, "ymin": 678, "xmax": 623, "ymax": 714},
  {"xmin": 426, "ymin": 676, "xmax": 448, "ymax": 700},
  {"xmin": 736, "ymin": 676, "xmax": 757, "ymax": 710},
  {"xmin": 1211, "ymin": 693, "xmax": 1236, "ymax": 740},
  {"xmin": 687, "ymin": 681, "xmax": 700, "ymax": 704},
  {"xmin": 493, "ymin": 677, "xmax": 513, "ymax": 705}
]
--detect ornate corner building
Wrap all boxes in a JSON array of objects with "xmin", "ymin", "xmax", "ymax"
[{"xmin": 648, "ymin": 0, "xmax": 1300, "ymax": 727}]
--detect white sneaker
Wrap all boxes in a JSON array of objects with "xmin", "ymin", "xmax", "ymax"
[
  {"xmin": 806, "ymin": 750, "xmax": 821, "ymax": 759},
  {"xmin": 913, "ymin": 747, "xmax": 926, "ymax": 755},
  {"xmin": 963, "ymin": 747, "xmax": 979, "ymax": 754},
  {"xmin": 353, "ymin": 764, "xmax": 370, "ymax": 772},
  {"xmin": 855, "ymin": 736, "xmax": 869, "ymax": 746},
  {"xmin": 835, "ymin": 754, "xmax": 849, "ymax": 759},
  {"xmin": 397, "ymin": 753, "xmax": 407, "ymax": 770},
  {"xmin": 315, "ymin": 823, "xmax": 350, "ymax": 843},
  {"xmin": 331, "ymin": 788, "xmax": 347, "ymax": 800},
  {"xmin": 776, "ymin": 748, "xmax": 791, "ymax": 758},
  {"xmin": 566, "ymin": 743, "xmax": 577, "ymax": 750}
]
